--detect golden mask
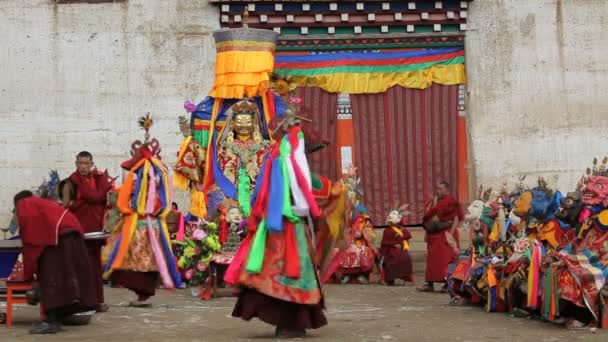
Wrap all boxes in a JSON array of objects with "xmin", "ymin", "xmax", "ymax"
[
  {"xmin": 233, "ymin": 113, "xmax": 254, "ymax": 139},
  {"xmin": 513, "ymin": 191, "xmax": 532, "ymax": 217}
]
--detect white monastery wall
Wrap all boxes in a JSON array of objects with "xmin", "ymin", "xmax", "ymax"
[
  {"xmin": 0, "ymin": 0, "xmax": 220, "ymax": 227},
  {"xmin": 466, "ymin": 0, "xmax": 608, "ymax": 194}
]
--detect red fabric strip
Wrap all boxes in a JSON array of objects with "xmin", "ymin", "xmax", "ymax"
[
  {"xmin": 283, "ymin": 221, "xmax": 301, "ymax": 278},
  {"xmin": 193, "ymin": 124, "xmax": 224, "ymax": 131},
  {"xmin": 275, "ymin": 50, "xmax": 464, "ymax": 69}
]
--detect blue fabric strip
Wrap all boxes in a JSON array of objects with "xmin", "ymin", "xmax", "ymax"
[
  {"xmin": 152, "ymin": 163, "xmax": 168, "ymax": 212},
  {"xmin": 104, "ymin": 235, "xmax": 122, "ymax": 273},
  {"xmin": 157, "ymin": 218, "xmax": 183, "ymax": 287},
  {"xmin": 251, "ymin": 154, "xmax": 270, "ymax": 207},
  {"xmin": 275, "ymin": 47, "xmax": 463, "ymax": 63},
  {"xmin": 274, "ymin": 93, "xmax": 286, "ymax": 118},
  {"xmin": 489, "ymin": 287, "xmax": 497, "ymax": 312},
  {"xmin": 266, "ymin": 157, "xmax": 284, "ymax": 232},
  {"xmin": 209, "ymin": 130, "xmax": 238, "ymax": 199},
  {"xmin": 131, "ymin": 167, "xmax": 144, "ymax": 210}
]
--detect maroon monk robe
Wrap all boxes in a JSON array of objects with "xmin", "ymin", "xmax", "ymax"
[
  {"xmin": 380, "ymin": 225, "xmax": 413, "ymax": 283},
  {"xmin": 68, "ymin": 170, "xmax": 112, "ymax": 305},
  {"xmin": 423, "ymin": 195, "xmax": 463, "ymax": 282},
  {"xmin": 16, "ymin": 197, "xmax": 96, "ymax": 314},
  {"xmin": 16, "ymin": 197, "xmax": 84, "ymax": 280}
]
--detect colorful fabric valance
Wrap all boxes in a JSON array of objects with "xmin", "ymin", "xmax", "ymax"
[
  {"xmin": 210, "ymin": 28, "xmax": 279, "ymax": 99},
  {"xmin": 274, "ymin": 48, "xmax": 466, "ymax": 94}
]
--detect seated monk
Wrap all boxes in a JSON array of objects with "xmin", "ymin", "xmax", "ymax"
[
  {"xmin": 338, "ymin": 212, "xmax": 378, "ymax": 284},
  {"xmin": 380, "ymin": 207, "xmax": 413, "ymax": 286},
  {"xmin": 14, "ymin": 191, "xmax": 96, "ymax": 334},
  {"xmin": 551, "ymin": 170, "xmax": 608, "ymax": 329}
]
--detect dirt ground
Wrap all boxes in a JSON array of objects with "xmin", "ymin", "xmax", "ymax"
[{"xmin": 1, "ymin": 283, "xmax": 607, "ymax": 342}]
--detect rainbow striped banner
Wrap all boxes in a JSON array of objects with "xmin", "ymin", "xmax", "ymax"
[{"xmin": 274, "ymin": 48, "xmax": 466, "ymax": 94}]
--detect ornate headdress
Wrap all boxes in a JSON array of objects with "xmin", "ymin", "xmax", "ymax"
[
  {"xmin": 121, "ymin": 113, "xmax": 162, "ymax": 171},
  {"xmin": 268, "ymin": 96, "xmax": 329, "ymax": 153},
  {"xmin": 230, "ymin": 98, "xmax": 259, "ymax": 116},
  {"xmin": 219, "ymin": 98, "xmax": 264, "ymax": 145},
  {"xmin": 513, "ymin": 174, "xmax": 528, "ymax": 194},
  {"xmin": 575, "ymin": 174, "xmax": 587, "ymax": 191},
  {"xmin": 476, "ymin": 184, "xmax": 493, "ymax": 202},
  {"xmin": 586, "ymin": 157, "xmax": 608, "ymax": 177},
  {"xmin": 210, "ymin": 10, "xmax": 279, "ymax": 99},
  {"xmin": 533, "ymin": 176, "xmax": 554, "ymax": 197}
]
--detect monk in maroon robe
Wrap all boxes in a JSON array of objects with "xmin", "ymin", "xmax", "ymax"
[
  {"xmin": 14, "ymin": 191, "xmax": 96, "ymax": 334},
  {"xmin": 61, "ymin": 151, "xmax": 112, "ymax": 312},
  {"xmin": 419, "ymin": 181, "xmax": 463, "ymax": 292},
  {"xmin": 380, "ymin": 209, "xmax": 414, "ymax": 285}
]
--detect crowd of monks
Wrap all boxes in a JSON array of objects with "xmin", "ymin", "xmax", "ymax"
[{"xmin": 448, "ymin": 167, "xmax": 608, "ymax": 330}]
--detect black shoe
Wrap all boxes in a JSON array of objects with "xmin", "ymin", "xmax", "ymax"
[{"xmin": 30, "ymin": 321, "xmax": 61, "ymax": 334}]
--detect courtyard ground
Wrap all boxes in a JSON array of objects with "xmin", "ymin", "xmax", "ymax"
[{"xmin": 1, "ymin": 283, "xmax": 607, "ymax": 342}]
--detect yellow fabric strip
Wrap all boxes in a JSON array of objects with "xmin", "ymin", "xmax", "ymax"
[
  {"xmin": 283, "ymin": 64, "xmax": 466, "ymax": 94},
  {"xmin": 214, "ymin": 51, "xmax": 275, "ymax": 74},
  {"xmin": 489, "ymin": 221, "xmax": 499, "ymax": 243},
  {"xmin": 104, "ymin": 212, "xmax": 138, "ymax": 278},
  {"xmin": 193, "ymin": 118, "xmax": 226, "ymax": 128},
  {"xmin": 136, "ymin": 161, "xmax": 151, "ymax": 216},
  {"xmin": 213, "ymin": 73, "xmax": 272, "ymax": 87},
  {"xmin": 597, "ymin": 210, "xmax": 608, "ymax": 226},
  {"xmin": 210, "ymin": 82, "xmax": 271, "ymax": 99},
  {"xmin": 173, "ymin": 136, "xmax": 192, "ymax": 191},
  {"xmin": 215, "ymin": 40, "xmax": 276, "ymax": 50},
  {"xmin": 189, "ymin": 188, "xmax": 207, "ymax": 218},
  {"xmin": 391, "ymin": 226, "xmax": 409, "ymax": 251},
  {"xmin": 211, "ymin": 50, "xmax": 275, "ymax": 98}
]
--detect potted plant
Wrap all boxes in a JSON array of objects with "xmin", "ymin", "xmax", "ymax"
[{"xmin": 173, "ymin": 221, "xmax": 222, "ymax": 297}]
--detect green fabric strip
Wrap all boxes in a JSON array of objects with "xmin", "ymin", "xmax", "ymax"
[
  {"xmin": 553, "ymin": 269, "xmax": 560, "ymax": 316},
  {"xmin": 274, "ymin": 56, "xmax": 465, "ymax": 77},
  {"xmin": 279, "ymin": 138, "xmax": 298, "ymax": 223},
  {"xmin": 544, "ymin": 268, "xmax": 551, "ymax": 317},
  {"xmin": 238, "ymin": 168, "xmax": 251, "ymax": 218},
  {"xmin": 192, "ymin": 130, "xmax": 209, "ymax": 149},
  {"xmin": 246, "ymin": 220, "xmax": 267, "ymax": 274}
]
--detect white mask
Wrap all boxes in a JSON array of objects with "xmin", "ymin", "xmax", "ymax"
[{"xmin": 508, "ymin": 209, "xmax": 521, "ymax": 225}]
